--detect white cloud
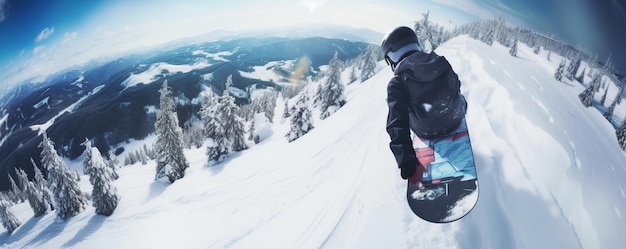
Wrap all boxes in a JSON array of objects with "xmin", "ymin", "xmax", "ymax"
[
  {"xmin": 35, "ymin": 27, "xmax": 55, "ymax": 43},
  {"xmin": 62, "ymin": 31, "xmax": 78, "ymax": 44},
  {"xmin": 32, "ymin": 45, "xmax": 45, "ymax": 55},
  {"xmin": 0, "ymin": 0, "xmax": 7, "ymax": 22}
]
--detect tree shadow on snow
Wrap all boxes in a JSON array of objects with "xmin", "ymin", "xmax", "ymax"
[
  {"xmin": 205, "ymin": 151, "xmax": 245, "ymax": 175},
  {"xmin": 4, "ymin": 214, "xmax": 46, "ymax": 243},
  {"xmin": 23, "ymin": 216, "xmax": 69, "ymax": 248},
  {"xmin": 144, "ymin": 180, "xmax": 168, "ymax": 204},
  {"xmin": 62, "ymin": 215, "xmax": 106, "ymax": 248}
]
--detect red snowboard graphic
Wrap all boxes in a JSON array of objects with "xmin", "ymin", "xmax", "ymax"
[{"xmin": 406, "ymin": 119, "xmax": 479, "ymax": 223}]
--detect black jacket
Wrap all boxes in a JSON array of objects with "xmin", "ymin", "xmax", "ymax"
[{"xmin": 386, "ymin": 50, "xmax": 466, "ymax": 178}]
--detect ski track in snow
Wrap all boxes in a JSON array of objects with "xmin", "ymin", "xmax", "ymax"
[{"xmin": 2, "ymin": 36, "xmax": 626, "ymax": 249}]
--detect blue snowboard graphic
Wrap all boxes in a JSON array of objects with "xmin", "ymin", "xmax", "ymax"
[{"xmin": 407, "ymin": 119, "xmax": 479, "ymax": 223}]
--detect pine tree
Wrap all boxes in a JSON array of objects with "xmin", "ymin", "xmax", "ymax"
[
  {"xmin": 83, "ymin": 138, "xmax": 94, "ymax": 175},
  {"xmin": 8, "ymin": 174, "xmax": 23, "ymax": 203},
  {"xmin": 0, "ymin": 196, "xmax": 20, "ymax": 234},
  {"xmin": 83, "ymin": 141, "xmax": 119, "ymax": 216},
  {"xmin": 413, "ymin": 10, "xmax": 450, "ymax": 52},
  {"xmin": 154, "ymin": 80, "xmax": 189, "ymax": 183},
  {"xmin": 319, "ymin": 52, "xmax": 346, "ymax": 120},
  {"xmin": 200, "ymin": 89, "xmax": 220, "ymax": 140},
  {"xmin": 575, "ymin": 68, "xmax": 586, "ymax": 83},
  {"xmin": 221, "ymin": 79, "xmax": 248, "ymax": 151},
  {"xmin": 248, "ymin": 118, "xmax": 256, "ymax": 141},
  {"xmin": 15, "ymin": 168, "xmax": 47, "ymax": 217},
  {"xmin": 360, "ymin": 45, "xmax": 378, "ymax": 82},
  {"xmin": 547, "ymin": 51, "xmax": 552, "ymax": 61},
  {"xmin": 32, "ymin": 159, "xmax": 54, "ymax": 211},
  {"xmin": 349, "ymin": 67, "xmax": 357, "ymax": 84},
  {"xmin": 600, "ymin": 85, "xmax": 609, "ymax": 106},
  {"xmin": 286, "ymin": 90, "xmax": 314, "ymax": 142},
  {"xmin": 206, "ymin": 76, "xmax": 248, "ymax": 163},
  {"xmin": 617, "ymin": 118, "xmax": 626, "ymax": 151},
  {"xmin": 282, "ymin": 101, "xmax": 290, "ymax": 118},
  {"xmin": 554, "ymin": 59, "xmax": 566, "ymax": 81},
  {"xmin": 509, "ymin": 39, "xmax": 518, "ymax": 57},
  {"xmin": 251, "ymin": 91, "xmax": 277, "ymax": 123},
  {"xmin": 106, "ymin": 150, "xmax": 120, "ymax": 180},
  {"xmin": 533, "ymin": 45, "xmax": 540, "ymax": 54},
  {"xmin": 604, "ymin": 94, "xmax": 619, "ymax": 122},
  {"xmin": 40, "ymin": 133, "xmax": 86, "ymax": 219},
  {"xmin": 565, "ymin": 58, "xmax": 579, "ymax": 80},
  {"xmin": 579, "ymin": 84, "xmax": 595, "ymax": 107}
]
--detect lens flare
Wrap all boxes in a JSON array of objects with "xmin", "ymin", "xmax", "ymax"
[{"xmin": 290, "ymin": 56, "xmax": 310, "ymax": 84}]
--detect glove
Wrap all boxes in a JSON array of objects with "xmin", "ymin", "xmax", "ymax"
[
  {"xmin": 401, "ymin": 161, "xmax": 426, "ymax": 182},
  {"xmin": 400, "ymin": 164, "xmax": 416, "ymax": 179}
]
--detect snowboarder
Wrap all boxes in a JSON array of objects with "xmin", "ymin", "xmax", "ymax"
[{"xmin": 382, "ymin": 26, "xmax": 467, "ymax": 185}]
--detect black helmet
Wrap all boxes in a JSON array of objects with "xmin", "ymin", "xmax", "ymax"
[{"xmin": 381, "ymin": 26, "xmax": 420, "ymax": 70}]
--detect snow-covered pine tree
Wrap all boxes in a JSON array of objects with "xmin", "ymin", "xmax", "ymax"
[
  {"xmin": 251, "ymin": 91, "xmax": 277, "ymax": 122},
  {"xmin": 481, "ymin": 19, "xmax": 495, "ymax": 45},
  {"xmin": 579, "ymin": 84, "xmax": 595, "ymax": 107},
  {"xmin": 8, "ymin": 174, "xmax": 23, "ymax": 203},
  {"xmin": 313, "ymin": 83, "xmax": 323, "ymax": 107},
  {"xmin": 82, "ymin": 138, "xmax": 94, "ymax": 175},
  {"xmin": 139, "ymin": 150, "xmax": 147, "ymax": 165},
  {"xmin": 575, "ymin": 68, "xmax": 586, "ymax": 83},
  {"xmin": 248, "ymin": 118, "xmax": 256, "ymax": 142},
  {"xmin": 565, "ymin": 58, "xmax": 578, "ymax": 80},
  {"xmin": 349, "ymin": 67, "xmax": 357, "ymax": 84},
  {"xmin": 617, "ymin": 118, "xmax": 626, "ymax": 151},
  {"xmin": 509, "ymin": 39, "xmax": 518, "ymax": 57},
  {"xmin": 154, "ymin": 80, "xmax": 189, "ymax": 183},
  {"xmin": 200, "ymin": 89, "xmax": 220, "ymax": 140},
  {"xmin": 183, "ymin": 122, "xmax": 205, "ymax": 149},
  {"xmin": 206, "ymin": 76, "xmax": 248, "ymax": 163},
  {"xmin": 413, "ymin": 10, "xmax": 450, "ymax": 52},
  {"xmin": 282, "ymin": 101, "xmax": 290, "ymax": 118},
  {"xmin": 0, "ymin": 196, "xmax": 20, "ymax": 234},
  {"xmin": 83, "ymin": 142, "xmax": 119, "ymax": 216},
  {"xmin": 39, "ymin": 133, "xmax": 87, "ymax": 219},
  {"xmin": 600, "ymin": 85, "xmax": 609, "ymax": 106},
  {"xmin": 286, "ymin": 90, "xmax": 314, "ymax": 142},
  {"xmin": 204, "ymin": 91, "xmax": 227, "ymax": 163},
  {"xmin": 604, "ymin": 93, "xmax": 619, "ymax": 121},
  {"xmin": 554, "ymin": 59, "xmax": 566, "ymax": 81},
  {"xmin": 494, "ymin": 15, "xmax": 509, "ymax": 45},
  {"xmin": 220, "ymin": 76, "xmax": 248, "ymax": 152},
  {"xmin": 547, "ymin": 51, "xmax": 552, "ymax": 61},
  {"xmin": 16, "ymin": 168, "xmax": 49, "ymax": 217},
  {"xmin": 32, "ymin": 158, "xmax": 54, "ymax": 211},
  {"xmin": 106, "ymin": 150, "xmax": 120, "ymax": 180},
  {"xmin": 319, "ymin": 52, "xmax": 346, "ymax": 120},
  {"xmin": 533, "ymin": 45, "xmax": 540, "ymax": 54},
  {"xmin": 360, "ymin": 45, "xmax": 378, "ymax": 82}
]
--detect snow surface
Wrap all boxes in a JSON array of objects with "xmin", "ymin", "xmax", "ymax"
[
  {"xmin": 192, "ymin": 50, "xmax": 233, "ymax": 62},
  {"xmin": 239, "ymin": 60, "xmax": 297, "ymax": 83},
  {"xmin": 33, "ymin": 97, "xmax": 50, "ymax": 109},
  {"xmin": 121, "ymin": 61, "xmax": 211, "ymax": 89},
  {"xmin": 3, "ymin": 35, "xmax": 626, "ymax": 248},
  {"xmin": 30, "ymin": 85, "xmax": 105, "ymax": 136}
]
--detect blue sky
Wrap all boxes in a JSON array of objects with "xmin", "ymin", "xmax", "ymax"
[{"xmin": 0, "ymin": 0, "xmax": 624, "ymax": 90}]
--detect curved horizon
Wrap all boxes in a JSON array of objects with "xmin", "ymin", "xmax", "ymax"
[{"xmin": 0, "ymin": 0, "xmax": 624, "ymax": 91}]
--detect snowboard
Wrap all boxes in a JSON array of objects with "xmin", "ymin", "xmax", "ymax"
[{"xmin": 406, "ymin": 119, "xmax": 478, "ymax": 223}]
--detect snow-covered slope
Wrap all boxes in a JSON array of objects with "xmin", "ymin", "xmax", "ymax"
[{"xmin": 2, "ymin": 35, "xmax": 626, "ymax": 249}]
